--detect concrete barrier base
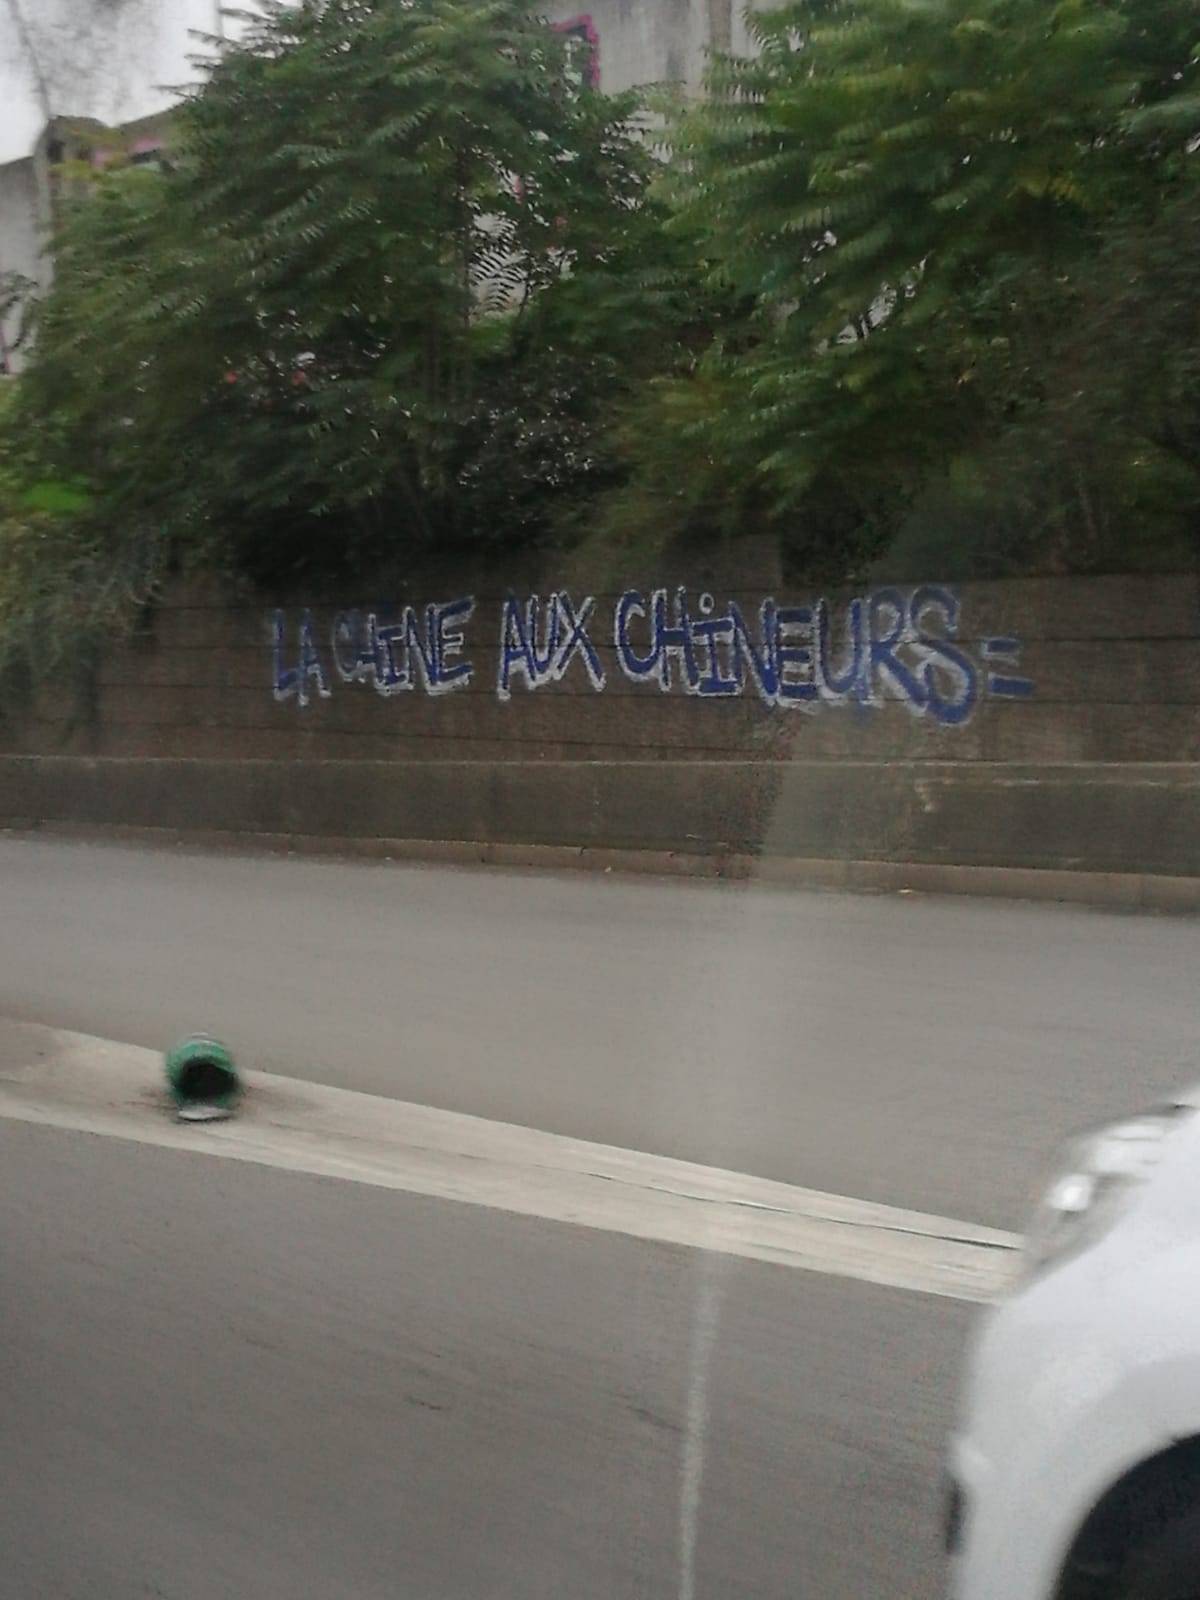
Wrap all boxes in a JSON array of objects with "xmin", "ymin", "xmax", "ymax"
[
  {"xmin": 1, "ymin": 755, "xmax": 1197, "ymax": 914},
  {"xmin": 3, "ymin": 819, "xmax": 1198, "ymax": 915}
]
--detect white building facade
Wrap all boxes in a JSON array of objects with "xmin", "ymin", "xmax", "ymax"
[{"xmin": 0, "ymin": 0, "xmax": 762, "ymax": 368}]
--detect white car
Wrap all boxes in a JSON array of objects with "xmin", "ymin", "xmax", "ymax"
[{"xmin": 947, "ymin": 1087, "xmax": 1200, "ymax": 1600}]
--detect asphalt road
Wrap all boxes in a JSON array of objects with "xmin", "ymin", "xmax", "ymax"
[
  {"xmin": 3, "ymin": 1118, "xmax": 965, "ymax": 1600},
  {"xmin": 3, "ymin": 836, "xmax": 1198, "ymax": 1598},
  {"xmin": 1, "ymin": 836, "xmax": 1198, "ymax": 1227}
]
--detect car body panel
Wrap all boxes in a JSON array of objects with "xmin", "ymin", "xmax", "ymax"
[{"xmin": 949, "ymin": 1102, "xmax": 1200, "ymax": 1599}]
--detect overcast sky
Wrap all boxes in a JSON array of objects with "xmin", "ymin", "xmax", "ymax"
[{"xmin": 0, "ymin": 0, "xmax": 246, "ymax": 166}]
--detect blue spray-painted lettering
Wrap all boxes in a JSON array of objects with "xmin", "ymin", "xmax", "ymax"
[
  {"xmin": 374, "ymin": 616, "xmax": 410, "ymax": 695},
  {"xmin": 298, "ymin": 611, "xmax": 330, "ymax": 705},
  {"xmin": 693, "ymin": 615, "xmax": 739, "ymax": 696},
  {"xmin": 982, "ymin": 636, "xmax": 1035, "ymax": 699},
  {"xmin": 271, "ymin": 611, "xmax": 300, "ymax": 703},
  {"xmin": 868, "ymin": 588, "xmax": 928, "ymax": 709},
  {"xmin": 403, "ymin": 605, "xmax": 438, "ymax": 693},
  {"xmin": 274, "ymin": 585, "xmax": 1031, "ymax": 725},
  {"xmin": 497, "ymin": 592, "xmax": 604, "ymax": 700},
  {"xmin": 774, "ymin": 606, "xmax": 818, "ymax": 704},
  {"xmin": 321, "ymin": 600, "xmax": 476, "ymax": 699},
  {"xmin": 555, "ymin": 593, "xmax": 605, "ymax": 691},
  {"xmin": 729, "ymin": 600, "xmax": 779, "ymax": 702},
  {"xmin": 272, "ymin": 609, "xmax": 331, "ymax": 707},
  {"xmin": 527, "ymin": 594, "xmax": 561, "ymax": 677},
  {"xmin": 654, "ymin": 587, "xmax": 701, "ymax": 694},
  {"xmin": 331, "ymin": 611, "xmax": 359, "ymax": 683},
  {"xmin": 909, "ymin": 585, "xmax": 978, "ymax": 726},
  {"xmin": 433, "ymin": 597, "xmax": 476, "ymax": 692},
  {"xmin": 616, "ymin": 591, "xmax": 660, "ymax": 679},
  {"xmin": 498, "ymin": 596, "xmax": 536, "ymax": 701},
  {"xmin": 816, "ymin": 597, "xmax": 866, "ymax": 700},
  {"xmin": 608, "ymin": 585, "xmax": 1026, "ymax": 720}
]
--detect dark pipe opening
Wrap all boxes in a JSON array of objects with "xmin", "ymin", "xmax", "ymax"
[{"xmin": 177, "ymin": 1058, "xmax": 238, "ymax": 1103}]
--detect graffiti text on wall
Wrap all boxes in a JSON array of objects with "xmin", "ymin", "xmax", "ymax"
[{"xmin": 271, "ymin": 585, "xmax": 1034, "ymax": 725}]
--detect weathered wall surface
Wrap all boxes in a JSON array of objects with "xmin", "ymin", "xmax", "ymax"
[
  {"xmin": 549, "ymin": 0, "xmax": 712, "ymax": 91},
  {"xmin": 1, "ymin": 566, "xmax": 1198, "ymax": 887},
  {"xmin": 6, "ymin": 566, "xmax": 1198, "ymax": 766},
  {"xmin": 546, "ymin": 0, "xmax": 771, "ymax": 93},
  {"xmin": 0, "ymin": 0, "xmax": 240, "ymax": 166},
  {"xmin": 0, "ymin": 153, "xmax": 41, "ymax": 366}
]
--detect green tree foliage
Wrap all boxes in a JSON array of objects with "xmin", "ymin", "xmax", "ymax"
[
  {"xmin": 641, "ymin": 0, "xmax": 1200, "ymax": 575},
  {"xmin": 7, "ymin": 0, "xmax": 1199, "ymax": 686},
  {"xmin": 1, "ymin": 0, "xmax": 680, "ymax": 678},
  {"xmin": 0, "ymin": 377, "xmax": 143, "ymax": 703}
]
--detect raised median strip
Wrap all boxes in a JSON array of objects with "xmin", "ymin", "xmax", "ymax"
[{"xmin": 0, "ymin": 1018, "xmax": 1021, "ymax": 1302}]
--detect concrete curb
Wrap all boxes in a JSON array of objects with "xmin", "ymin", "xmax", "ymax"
[
  {"xmin": 4, "ymin": 819, "xmax": 1198, "ymax": 914},
  {"xmin": 0, "ymin": 1019, "xmax": 1020, "ymax": 1301}
]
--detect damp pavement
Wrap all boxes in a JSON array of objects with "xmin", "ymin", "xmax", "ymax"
[
  {"xmin": 3, "ymin": 1116, "xmax": 965, "ymax": 1600},
  {"xmin": 1, "ymin": 834, "xmax": 1197, "ymax": 1229},
  {"xmin": 2, "ymin": 833, "xmax": 1197, "ymax": 1597}
]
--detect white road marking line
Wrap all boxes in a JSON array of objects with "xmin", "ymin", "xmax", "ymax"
[
  {"xmin": 679, "ymin": 1258, "xmax": 722, "ymax": 1600},
  {"xmin": 0, "ymin": 1021, "xmax": 1022, "ymax": 1302}
]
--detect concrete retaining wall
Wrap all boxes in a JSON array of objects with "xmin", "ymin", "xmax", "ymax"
[
  {"xmin": 1, "ymin": 756, "xmax": 1196, "ymax": 876},
  {"xmin": 1, "ymin": 567, "xmax": 1197, "ymax": 896}
]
